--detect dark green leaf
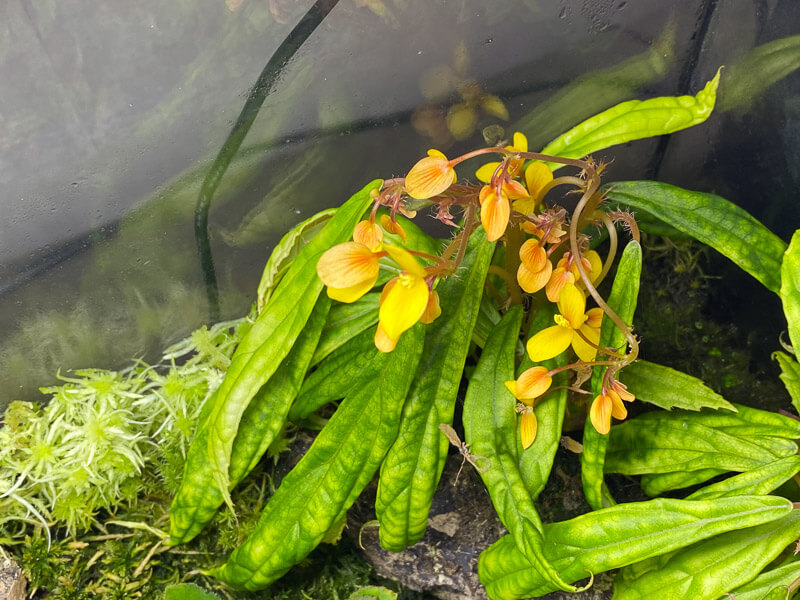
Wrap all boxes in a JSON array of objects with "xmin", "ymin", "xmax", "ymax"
[
  {"xmin": 311, "ymin": 293, "xmax": 379, "ymax": 366},
  {"xmin": 640, "ymin": 469, "xmax": 725, "ymax": 497},
  {"xmin": 619, "ymin": 360, "xmax": 735, "ymax": 412},
  {"xmin": 604, "ymin": 181, "xmax": 787, "ymax": 292}
]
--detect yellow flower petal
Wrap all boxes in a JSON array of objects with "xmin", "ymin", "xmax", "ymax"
[
  {"xmin": 504, "ymin": 380, "xmax": 517, "ymax": 396},
  {"xmin": 512, "ymin": 131, "xmax": 528, "ymax": 152},
  {"xmin": 610, "ymin": 379, "xmax": 635, "ymax": 402},
  {"xmin": 585, "ymin": 250, "xmax": 603, "ymax": 283},
  {"xmin": 572, "ymin": 323, "xmax": 600, "ymax": 362},
  {"xmin": 514, "ymin": 366, "xmax": 552, "ymax": 400},
  {"xmin": 327, "ymin": 278, "xmax": 377, "ymax": 303},
  {"xmin": 524, "ymin": 162, "xmax": 553, "ymax": 198},
  {"xmin": 405, "ymin": 154, "xmax": 455, "ymax": 199},
  {"xmin": 479, "ymin": 186, "xmax": 510, "ymax": 242},
  {"xmin": 557, "ymin": 283, "xmax": 587, "ymax": 330},
  {"xmin": 503, "ymin": 179, "xmax": 529, "ymax": 200},
  {"xmin": 374, "ymin": 323, "xmax": 397, "ymax": 353},
  {"xmin": 353, "ymin": 220, "xmax": 383, "ymax": 251},
  {"xmin": 519, "ymin": 239, "xmax": 547, "ymax": 272},
  {"xmin": 545, "ymin": 267, "xmax": 575, "ymax": 303},
  {"xmin": 608, "ymin": 390, "xmax": 627, "ymax": 420},
  {"xmin": 380, "ymin": 214, "xmax": 408, "ymax": 243},
  {"xmin": 384, "ymin": 245, "xmax": 427, "ymax": 278},
  {"xmin": 512, "ymin": 198, "xmax": 537, "ymax": 215},
  {"xmin": 517, "ymin": 260, "xmax": 552, "ymax": 294},
  {"xmin": 317, "ymin": 242, "xmax": 379, "ymax": 289},
  {"xmin": 420, "ymin": 290, "xmax": 441, "ymax": 324},
  {"xmin": 526, "ymin": 325, "xmax": 573, "ymax": 362},
  {"xmin": 475, "ymin": 162, "xmax": 501, "ymax": 183},
  {"xmin": 586, "ymin": 307, "xmax": 604, "ymax": 329},
  {"xmin": 378, "ymin": 273, "xmax": 429, "ymax": 340},
  {"xmin": 520, "ymin": 410, "xmax": 537, "ymax": 449},
  {"xmin": 590, "ymin": 394, "xmax": 612, "ymax": 435}
]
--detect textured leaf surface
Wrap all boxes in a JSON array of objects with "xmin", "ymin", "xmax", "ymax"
[
  {"xmin": 541, "ymin": 70, "xmax": 719, "ymax": 169},
  {"xmin": 775, "ymin": 351, "xmax": 800, "ymax": 414},
  {"xmin": 640, "ymin": 469, "xmax": 725, "ymax": 497},
  {"xmin": 723, "ymin": 559, "xmax": 800, "ymax": 600},
  {"xmin": 582, "ymin": 241, "xmax": 641, "ymax": 510},
  {"xmin": 311, "ymin": 293, "xmax": 379, "ymax": 365},
  {"xmin": 213, "ymin": 326, "xmax": 424, "ymax": 590},
  {"xmin": 612, "ymin": 510, "xmax": 800, "ymax": 600},
  {"xmin": 478, "ymin": 496, "xmax": 792, "ymax": 600},
  {"xmin": 605, "ymin": 417, "xmax": 777, "ymax": 475},
  {"xmin": 463, "ymin": 308, "xmax": 577, "ymax": 593},
  {"xmin": 781, "ymin": 230, "xmax": 800, "ymax": 354},
  {"xmin": 168, "ymin": 181, "xmax": 377, "ymax": 544},
  {"xmin": 604, "ymin": 181, "xmax": 787, "ymax": 292},
  {"xmin": 375, "ymin": 230, "xmax": 494, "ymax": 551},
  {"xmin": 619, "ymin": 360, "xmax": 735, "ymax": 412},
  {"xmin": 687, "ymin": 455, "xmax": 800, "ymax": 501}
]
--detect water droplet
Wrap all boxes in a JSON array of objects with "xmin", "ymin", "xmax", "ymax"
[{"xmin": 559, "ymin": 7, "xmax": 568, "ymax": 18}]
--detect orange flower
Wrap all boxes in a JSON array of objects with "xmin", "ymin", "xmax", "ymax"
[
  {"xmin": 519, "ymin": 406, "xmax": 537, "ymax": 450},
  {"xmin": 317, "ymin": 242, "xmax": 380, "ymax": 303},
  {"xmin": 505, "ymin": 365, "xmax": 553, "ymax": 449},
  {"xmin": 475, "ymin": 132, "xmax": 529, "ymax": 182},
  {"xmin": 352, "ymin": 220, "xmax": 383, "ymax": 252},
  {"xmin": 517, "ymin": 238, "xmax": 553, "ymax": 294},
  {"xmin": 479, "ymin": 185, "xmax": 510, "ymax": 242},
  {"xmin": 513, "ymin": 162, "xmax": 554, "ymax": 215},
  {"xmin": 380, "ymin": 214, "xmax": 407, "ymax": 243},
  {"xmin": 405, "ymin": 149, "xmax": 457, "ymax": 199},
  {"xmin": 526, "ymin": 283, "xmax": 601, "ymax": 363},
  {"xmin": 589, "ymin": 389, "xmax": 628, "ymax": 435}
]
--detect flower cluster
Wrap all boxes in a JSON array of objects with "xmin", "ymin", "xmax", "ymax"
[{"xmin": 316, "ymin": 130, "xmax": 638, "ymax": 441}]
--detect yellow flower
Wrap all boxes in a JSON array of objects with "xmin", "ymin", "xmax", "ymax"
[
  {"xmin": 375, "ymin": 245, "xmax": 430, "ymax": 352},
  {"xmin": 519, "ymin": 407, "xmax": 537, "ymax": 450},
  {"xmin": 504, "ymin": 366, "xmax": 552, "ymax": 403},
  {"xmin": 516, "ymin": 239, "xmax": 552, "ymax": 293},
  {"xmin": 475, "ymin": 132, "xmax": 528, "ymax": 182},
  {"xmin": 479, "ymin": 185, "xmax": 510, "ymax": 242},
  {"xmin": 513, "ymin": 162, "xmax": 554, "ymax": 215},
  {"xmin": 380, "ymin": 214, "xmax": 407, "ymax": 243},
  {"xmin": 589, "ymin": 389, "xmax": 628, "ymax": 435},
  {"xmin": 405, "ymin": 149, "xmax": 457, "ymax": 200},
  {"xmin": 317, "ymin": 242, "xmax": 380, "ymax": 303},
  {"xmin": 526, "ymin": 283, "xmax": 601, "ymax": 363}
]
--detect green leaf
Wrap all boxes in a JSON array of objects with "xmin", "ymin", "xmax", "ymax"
[
  {"xmin": 605, "ymin": 417, "xmax": 778, "ymax": 476},
  {"xmin": 612, "ymin": 510, "xmax": 800, "ymax": 600},
  {"xmin": 540, "ymin": 69, "xmax": 720, "ymax": 170},
  {"xmin": 375, "ymin": 230, "xmax": 494, "ymax": 551},
  {"xmin": 603, "ymin": 181, "xmax": 787, "ymax": 293},
  {"xmin": 633, "ymin": 403, "xmax": 800, "ymax": 439},
  {"xmin": 168, "ymin": 181, "xmax": 377, "ymax": 544},
  {"xmin": 463, "ymin": 307, "xmax": 579, "ymax": 593},
  {"xmin": 582, "ymin": 240, "xmax": 642, "ymax": 510},
  {"xmin": 725, "ymin": 559, "xmax": 800, "ymax": 600},
  {"xmin": 255, "ymin": 207, "xmax": 336, "ymax": 312},
  {"xmin": 164, "ymin": 583, "xmax": 221, "ymax": 600},
  {"xmin": 619, "ymin": 360, "xmax": 736, "ymax": 412},
  {"xmin": 781, "ymin": 230, "xmax": 800, "ymax": 354},
  {"xmin": 640, "ymin": 469, "xmax": 725, "ymax": 497},
  {"xmin": 311, "ymin": 293, "xmax": 379, "ymax": 365},
  {"xmin": 478, "ymin": 495, "xmax": 792, "ymax": 600},
  {"xmin": 719, "ymin": 34, "xmax": 800, "ymax": 114},
  {"xmin": 687, "ymin": 455, "xmax": 800, "ymax": 501},
  {"xmin": 775, "ymin": 351, "xmax": 800, "ymax": 413},
  {"xmin": 213, "ymin": 325, "xmax": 425, "ymax": 590}
]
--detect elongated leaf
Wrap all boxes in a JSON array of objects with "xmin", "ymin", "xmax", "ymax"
[
  {"xmin": 604, "ymin": 181, "xmax": 787, "ymax": 292},
  {"xmin": 745, "ymin": 435, "xmax": 799, "ymax": 457},
  {"xmin": 518, "ymin": 304, "xmax": 570, "ymax": 499},
  {"xmin": 775, "ymin": 351, "xmax": 800, "ymax": 413},
  {"xmin": 255, "ymin": 207, "xmax": 336, "ymax": 312},
  {"xmin": 463, "ymin": 307, "xmax": 578, "ymax": 593},
  {"xmin": 169, "ymin": 181, "xmax": 377, "ymax": 543},
  {"xmin": 605, "ymin": 417, "xmax": 777, "ymax": 475},
  {"xmin": 311, "ymin": 293, "xmax": 380, "ymax": 365},
  {"xmin": 540, "ymin": 70, "xmax": 720, "ymax": 169},
  {"xmin": 582, "ymin": 241, "xmax": 642, "ymax": 509},
  {"xmin": 687, "ymin": 455, "xmax": 800, "ymax": 501},
  {"xmin": 619, "ymin": 360, "xmax": 735, "ymax": 412},
  {"xmin": 478, "ymin": 495, "xmax": 792, "ymax": 600},
  {"xmin": 375, "ymin": 230, "xmax": 494, "ymax": 551},
  {"xmin": 612, "ymin": 510, "xmax": 800, "ymax": 600},
  {"xmin": 291, "ymin": 328, "xmax": 379, "ymax": 421},
  {"xmin": 781, "ymin": 230, "xmax": 800, "ymax": 354},
  {"xmin": 725, "ymin": 559, "xmax": 800, "ymax": 600},
  {"xmin": 640, "ymin": 469, "xmax": 725, "ymax": 497},
  {"xmin": 213, "ymin": 325, "xmax": 424, "ymax": 590},
  {"xmin": 633, "ymin": 403, "xmax": 800, "ymax": 439}
]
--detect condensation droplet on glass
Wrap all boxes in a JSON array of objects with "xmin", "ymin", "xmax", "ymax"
[{"xmin": 559, "ymin": 7, "xmax": 568, "ymax": 19}]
